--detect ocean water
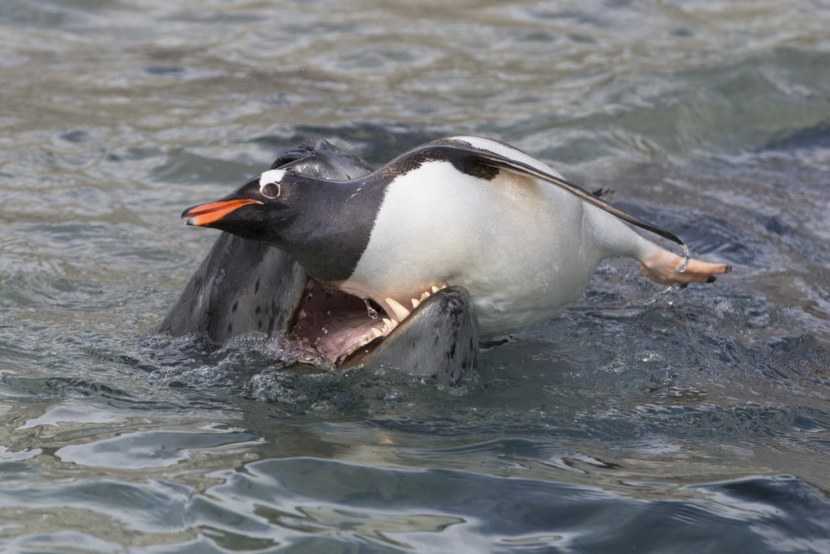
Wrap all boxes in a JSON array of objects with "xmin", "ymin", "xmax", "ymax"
[{"xmin": 1, "ymin": 1, "xmax": 829, "ymax": 552}]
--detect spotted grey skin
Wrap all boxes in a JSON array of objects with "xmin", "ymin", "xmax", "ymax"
[
  {"xmin": 347, "ymin": 286, "xmax": 478, "ymax": 386},
  {"xmin": 158, "ymin": 229, "xmax": 306, "ymax": 343},
  {"xmin": 160, "ymin": 140, "xmax": 479, "ymax": 382}
]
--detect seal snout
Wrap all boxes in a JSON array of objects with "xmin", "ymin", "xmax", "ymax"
[{"xmin": 288, "ymin": 282, "xmax": 452, "ymax": 365}]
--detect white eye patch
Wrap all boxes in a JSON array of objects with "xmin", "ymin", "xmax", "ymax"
[{"xmin": 259, "ymin": 169, "xmax": 285, "ymax": 198}]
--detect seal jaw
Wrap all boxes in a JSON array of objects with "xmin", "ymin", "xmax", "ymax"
[
  {"xmin": 285, "ymin": 280, "xmax": 452, "ymax": 366},
  {"xmin": 381, "ymin": 285, "xmax": 449, "ymax": 324}
]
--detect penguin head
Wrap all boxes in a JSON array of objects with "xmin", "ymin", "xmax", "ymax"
[{"xmin": 181, "ymin": 168, "xmax": 315, "ymax": 245}]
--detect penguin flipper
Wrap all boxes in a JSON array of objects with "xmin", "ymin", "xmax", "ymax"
[{"xmin": 424, "ymin": 140, "xmax": 687, "ymax": 250}]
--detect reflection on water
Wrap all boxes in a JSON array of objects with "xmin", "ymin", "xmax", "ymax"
[{"xmin": 1, "ymin": 0, "xmax": 829, "ymax": 552}]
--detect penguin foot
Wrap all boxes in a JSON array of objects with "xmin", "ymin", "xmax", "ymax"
[{"xmin": 640, "ymin": 249, "xmax": 731, "ymax": 286}]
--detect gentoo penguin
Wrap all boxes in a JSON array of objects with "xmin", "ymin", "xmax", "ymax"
[{"xmin": 182, "ymin": 136, "xmax": 730, "ymax": 340}]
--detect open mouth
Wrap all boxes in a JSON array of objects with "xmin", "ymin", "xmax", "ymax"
[{"xmin": 285, "ymin": 278, "xmax": 448, "ymax": 367}]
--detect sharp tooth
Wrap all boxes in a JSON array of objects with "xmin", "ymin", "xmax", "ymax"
[
  {"xmin": 381, "ymin": 317, "xmax": 397, "ymax": 332},
  {"xmin": 411, "ymin": 297, "xmax": 421, "ymax": 309},
  {"xmin": 420, "ymin": 290, "xmax": 431, "ymax": 301},
  {"xmin": 385, "ymin": 297, "xmax": 411, "ymax": 321},
  {"xmin": 431, "ymin": 285, "xmax": 440, "ymax": 293}
]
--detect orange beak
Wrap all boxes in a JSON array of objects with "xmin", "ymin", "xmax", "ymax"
[{"xmin": 182, "ymin": 198, "xmax": 263, "ymax": 227}]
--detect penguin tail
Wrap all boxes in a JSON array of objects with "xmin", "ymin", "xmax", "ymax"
[{"xmin": 639, "ymin": 248, "xmax": 731, "ymax": 287}]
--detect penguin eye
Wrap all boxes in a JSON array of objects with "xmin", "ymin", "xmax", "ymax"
[{"xmin": 260, "ymin": 182, "xmax": 281, "ymax": 199}]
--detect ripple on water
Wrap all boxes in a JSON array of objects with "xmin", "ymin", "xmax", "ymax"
[
  {"xmin": 1, "ymin": 0, "xmax": 829, "ymax": 551},
  {"xmin": 57, "ymin": 429, "xmax": 260, "ymax": 469},
  {"xmin": 193, "ymin": 458, "xmax": 830, "ymax": 553}
]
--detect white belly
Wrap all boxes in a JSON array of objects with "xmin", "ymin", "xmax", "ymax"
[{"xmin": 342, "ymin": 161, "xmax": 604, "ymax": 335}]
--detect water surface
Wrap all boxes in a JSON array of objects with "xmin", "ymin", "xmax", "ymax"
[{"xmin": 1, "ymin": 1, "xmax": 829, "ymax": 552}]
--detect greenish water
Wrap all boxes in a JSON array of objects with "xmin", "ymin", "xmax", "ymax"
[{"xmin": 1, "ymin": 1, "xmax": 829, "ymax": 552}]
